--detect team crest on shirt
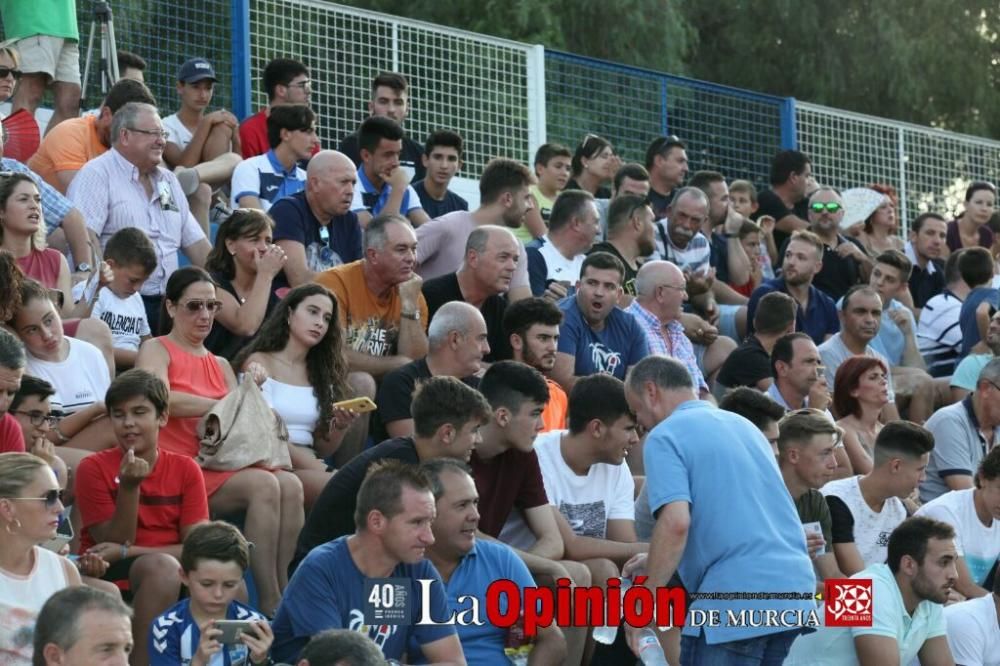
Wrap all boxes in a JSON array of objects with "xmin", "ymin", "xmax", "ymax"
[
  {"xmin": 588, "ymin": 343, "xmax": 622, "ymax": 375},
  {"xmin": 348, "ymin": 608, "xmax": 397, "ymax": 648}
]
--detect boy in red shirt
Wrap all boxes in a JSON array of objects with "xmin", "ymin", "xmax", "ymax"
[{"xmin": 75, "ymin": 368, "xmax": 209, "ymax": 663}]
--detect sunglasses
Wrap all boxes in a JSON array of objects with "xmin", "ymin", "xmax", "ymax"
[
  {"xmin": 649, "ymin": 134, "xmax": 684, "ymax": 155},
  {"xmin": 12, "ymin": 410, "xmax": 59, "ymax": 427},
  {"xmin": 0, "ymin": 67, "xmax": 22, "ymax": 80},
  {"xmin": 810, "ymin": 202, "xmax": 843, "ymax": 214},
  {"xmin": 7, "ymin": 489, "xmax": 63, "ymax": 509},
  {"xmin": 180, "ymin": 299, "xmax": 222, "ymax": 313}
]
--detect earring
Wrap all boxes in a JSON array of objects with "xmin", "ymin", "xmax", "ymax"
[{"xmin": 4, "ymin": 518, "xmax": 22, "ymax": 534}]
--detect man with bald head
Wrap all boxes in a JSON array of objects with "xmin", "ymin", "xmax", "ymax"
[
  {"xmin": 626, "ymin": 260, "xmax": 712, "ymax": 398},
  {"xmin": 271, "ymin": 149, "xmax": 362, "ymax": 290},
  {"xmin": 423, "ymin": 224, "xmax": 519, "ymax": 362},
  {"xmin": 375, "ymin": 301, "xmax": 489, "ymax": 439}
]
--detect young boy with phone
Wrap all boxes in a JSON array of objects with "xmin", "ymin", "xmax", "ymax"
[{"xmin": 150, "ymin": 521, "xmax": 273, "ymax": 666}]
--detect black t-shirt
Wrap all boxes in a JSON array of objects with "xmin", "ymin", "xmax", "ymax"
[
  {"xmin": 337, "ymin": 131, "xmax": 426, "ymax": 182},
  {"xmin": 777, "ymin": 234, "xmax": 866, "ymax": 301},
  {"xmin": 753, "ymin": 188, "xmax": 801, "ymax": 250},
  {"xmin": 421, "ymin": 272, "xmax": 512, "ymax": 362},
  {"xmin": 709, "ymin": 232, "xmax": 731, "ymax": 285},
  {"xmin": 290, "ymin": 437, "xmax": 420, "ymax": 573},
  {"xmin": 588, "ymin": 241, "xmax": 639, "ymax": 297},
  {"xmin": 910, "ymin": 260, "xmax": 946, "ymax": 309},
  {"xmin": 647, "ymin": 187, "xmax": 675, "ymax": 220},
  {"xmin": 717, "ymin": 335, "xmax": 772, "ymax": 390},
  {"xmin": 411, "ymin": 180, "xmax": 469, "ymax": 220},
  {"xmin": 204, "ymin": 273, "xmax": 280, "ymax": 361}
]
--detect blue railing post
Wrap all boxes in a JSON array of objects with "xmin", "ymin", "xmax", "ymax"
[
  {"xmin": 780, "ymin": 97, "xmax": 797, "ymax": 149},
  {"xmin": 660, "ymin": 78, "xmax": 669, "ymax": 135},
  {"xmin": 231, "ymin": 0, "xmax": 252, "ymax": 120}
]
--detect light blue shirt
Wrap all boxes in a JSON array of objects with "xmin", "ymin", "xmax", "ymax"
[
  {"xmin": 870, "ymin": 299, "xmax": 915, "ymax": 366},
  {"xmin": 643, "ymin": 400, "xmax": 816, "ymax": 643},
  {"xmin": 950, "ymin": 353, "xmax": 992, "ymax": 391},
  {"xmin": 784, "ymin": 563, "xmax": 946, "ymax": 665}
]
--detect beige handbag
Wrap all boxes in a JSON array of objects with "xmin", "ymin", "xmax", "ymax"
[{"xmin": 196, "ymin": 377, "xmax": 292, "ymax": 471}]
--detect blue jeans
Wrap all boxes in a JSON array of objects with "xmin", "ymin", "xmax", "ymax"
[{"xmin": 680, "ymin": 629, "xmax": 802, "ymax": 666}]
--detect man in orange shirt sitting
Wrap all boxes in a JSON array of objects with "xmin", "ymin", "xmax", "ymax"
[{"xmin": 503, "ymin": 297, "xmax": 568, "ymax": 431}]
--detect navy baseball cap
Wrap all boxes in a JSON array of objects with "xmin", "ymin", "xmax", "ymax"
[{"xmin": 177, "ymin": 58, "xmax": 217, "ymax": 83}]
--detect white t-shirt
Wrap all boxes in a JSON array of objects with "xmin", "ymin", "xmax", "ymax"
[
  {"xmin": 89, "ymin": 288, "xmax": 150, "ymax": 352},
  {"xmin": 162, "ymin": 113, "xmax": 194, "ymax": 150},
  {"xmin": 916, "ymin": 488, "xmax": 1000, "ymax": 586},
  {"xmin": 261, "ymin": 378, "xmax": 319, "ymax": 447},
  {"xmin": 821, "ymin": 475, "xmax": 907, "ymax": 568},
  {"xmin": 533, "ymin": 236, "xmax": 586, "ymax": 286},
  {"xmin": 944, "ymin": 593, "xmax": 1000, "ymax": 666},
  {"xmin": 533, "ymin": 430, "xmax": 635, "ymax": 539},
  {"xmin": 26, "ymin": 338, "xmax": 110, "ymax": 414}
]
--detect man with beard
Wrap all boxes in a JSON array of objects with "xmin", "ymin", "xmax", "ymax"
[
  {"xmin": 780, "ymin": 187, "xmax": 871, "ymax": 301},
  {"xmin": 748, "ymin": 229, "xmax": 840, "ymax": 344},
  {"xmin": 415, "ymin": 158, "xmax": 535, "ymax": 303},
  {"xmin": 589, "ymin": 194, "xmax": 655, "ymax": 303},
  {"xmin": 784, "ymin": 516, "xmax": 958, "ymax": 666},
  {"xmin": 818, "ymin": 286, "xmax": 899, "ymax": 419},
  {"xmin": 503, "ymin": 297, "xmax": 568, "ymax": 431},
  {"xmin": 907, "ymin": 213, "xmax": 949, "ymax": 311},
  {"xmin": 551, "ymin": 252, "xmax": 649, "ymax": 391},
  {"xmin": 422, "ymin": 225, "xmax": 520, "ymax": 361}
]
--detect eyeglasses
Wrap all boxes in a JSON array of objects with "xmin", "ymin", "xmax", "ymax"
[
  {"xmin": 12, "ymin": 411, "xmax": 59, "ymax": 427},
  {"xmin": 6, "ymin": 489, "xmax": 63, "ymax": 509},
  {"xmin": 0, "ymin": 67, "xmax": 22, "ymax": 80},
  {"xmin": 658, "ymin": 283, "xmax": 687, "ymax": 293},
  {"xmin": 127, "ymin": 127, "xmax": 169, "ymax": 140},
  {"xmin": 286, "ymin": 79, "xmax": 312, "ymax": 90},
  {"xmin": 809, "ymin": 202, "xmax": 843, "ymax": 214},
  {"xmin": 180, "ymin": 299, "xmax": 222, "ymax": 313}
]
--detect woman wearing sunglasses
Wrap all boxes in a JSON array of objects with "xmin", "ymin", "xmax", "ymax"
[
  {"xmin": 0, "ymin": 46, "xmax": 20, "ymax": 106},
  {"xmin": 203, "ymin": 208, "xmax": 285, "ymax": 361},
  {"xmin": 566, "ymin": 133, "xmax": 618, "ymax": 199},
  {"xmin": 0, "ymin": 452, "xmax": 81, "ymax": 665},
  {"xmin": 857, "ymin": 184, "xmax": 904, "ymax": 257},
  {"xmin": 136, "ymin": 266, "xmax": 304, "ymax": 616}
]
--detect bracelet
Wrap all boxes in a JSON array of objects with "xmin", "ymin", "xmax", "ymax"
[
  {"xmin": 52, "ymin": 426, "xmax": 70, "ymax": 444},
  {"xmin": 120, "ymin": 542, "xmax": 129, "ymax": 560}
]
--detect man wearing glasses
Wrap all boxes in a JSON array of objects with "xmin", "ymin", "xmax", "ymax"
[
  {"xmin": 69, "ymin": 102, "xmax": 211, "ymax": 333},
  {"xmin": 778, "ymin": 187, "xmax": 871, "ymax": 301}
]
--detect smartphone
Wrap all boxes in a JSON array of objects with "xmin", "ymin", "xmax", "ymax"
[
  {"xmin": 332, "ymin": 396, "xmax": 378, "ymax": 413},
  {"xmin": 214, "ymin": 620, "xmax": 259, "ymax": 644},
  {"xmin": 42, "ymin": 515, "xmax": 74, "ymax": 553}
]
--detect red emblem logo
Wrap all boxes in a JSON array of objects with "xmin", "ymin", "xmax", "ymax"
[{"xmin": 825, "ymin": 578, "xmax": 873, "ymax": 627}]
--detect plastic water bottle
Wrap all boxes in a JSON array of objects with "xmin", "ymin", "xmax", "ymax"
[
  {"xmin": 636, "ymin": 627, "xmax": 669, "ymax": 665},
  {"xmin": 593, "ymin": 577, "xmax": 631, "ymax": 645}
]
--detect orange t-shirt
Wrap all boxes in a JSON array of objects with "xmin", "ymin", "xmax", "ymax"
[
  {"xmin": 28, "ymin": 115, "xmax": 107, "ymax": 192},
  {"xmin": 314, "ymin": 260, "xmax": 428, "ymax": 357},
  {"xmin": 541, "ymin": 378, "xmax": 568, "ymax": 432}
]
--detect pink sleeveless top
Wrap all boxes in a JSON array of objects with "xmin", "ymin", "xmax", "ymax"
[
  {"xmin": 156, "ymin": 336, "xmax": 235, "ymax": 495},
  {"xmin": 16, "ymin": 248, "xmax": 62, "ymax": 288}
]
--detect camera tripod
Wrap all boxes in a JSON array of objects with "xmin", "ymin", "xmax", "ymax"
[{"xmin": 81, "ymin": 1, "xmax": 120, "ymax": 103}]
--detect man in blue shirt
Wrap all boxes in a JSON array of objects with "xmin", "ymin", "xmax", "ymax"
[
  {"xmin": 623, "ymin": 355, "xmax": 817, "ymax": 664},
  {"xmin": 271, "ymin": 150, "xmax": 363, "ymax": 291},
  {"xmin": 230, "ymin": 104, "xmax": 315, "ymax": 212},
  {"xmin": 271, "ymin": 461, "xmax": 464, "ymax": 664},
  {"xmin": 551, "ymin": 252, "xmax": 649, "ymax": 391},
  {"xmin": 418, "ymin": 459, "xmax": 566, "ymax": 664},
  {"xmin": 747, "ymin": 230, "xmax": 839, "ymax": 344},
  {"xmin": 350, "ymin": 116, "xmax": 429, "ymax": 228},
  {"xmin": 412, "ymin": 130, "xmax": 468, "ymax": 219},
  {"xmin": 958, "ymin": 247, "xmax": 999, "ymax": 357}
]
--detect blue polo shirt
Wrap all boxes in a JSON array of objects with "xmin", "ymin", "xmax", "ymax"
[
  {"xmin": 351, "ymin": 167, "xmax": 422, "ymax": 217},
  {"xmin": 644, "ymin": 400, "xmax": 816, "ymax": 643},
  {"xmin": 412, "ymin": 540, "xmax": 536, "ymax": 664},
  {"xmin": 747, "ymin": 277, "xmax": 839, "ymax": 344},
  {"xmin": 230, "ymin": 149, "xmax": 306, "ymax": 212}
]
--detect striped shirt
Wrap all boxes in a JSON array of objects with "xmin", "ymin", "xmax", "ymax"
[{"xmin": 917, "ymin": 289, "xmax": 964, "ymax": 377}]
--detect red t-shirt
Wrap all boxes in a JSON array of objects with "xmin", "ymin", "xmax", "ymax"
[
  {"xmin": 470, "ymin": 447, "xmax": 549, "ymax": 537},
  {"xmin": 75, "ymin": 446, "xmax": 209, "ymax": 553},
  {"xmin": 239, "ymin": 108, "xmax": 321, "ymax": 159},
  {"xmin": 0, "ymin": 413, "xmax": 26, "ymax": 453}
]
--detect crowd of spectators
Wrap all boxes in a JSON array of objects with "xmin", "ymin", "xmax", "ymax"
[{"xmin": 1, "ymin": 4, "xmax": 1000, "ymax": 665}]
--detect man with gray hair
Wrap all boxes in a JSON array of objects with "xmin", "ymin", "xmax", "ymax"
[
  {"xmin": 374, "ymin": 301, "xmax": 488, "ymax": 439},
  {"xmin": 315, "ymin": 212, "xmax": 428, "ymax": 381},
  {"xmin": 622, "ymin": 355, "xmax": 816, "ymax": 663},
  {"xmin": 68, "ymin": 101, "xmax": 211, "ymax": 333},
  {"xmin": 33, "ymin": 586, "xmax": 133, "ymax": 665},
  {"xmin": 526, "ymin": 189, "xmax": 601, "ymax": 299},
  {"xmin": 422, "ymin": 224, "xmax": 519, "ymax": 361},
  {"xmin": 0, "ymin": 327, "xmax": 28, "ymax": 453},
  {"xmin": 922, "ymin": 357, "xmax": 1000, "ymax": 503}
]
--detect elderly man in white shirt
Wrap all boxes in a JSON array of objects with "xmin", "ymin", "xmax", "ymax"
[{"xmin": 68, "ymin": 102, "xmax": 211, "ymax": 333}]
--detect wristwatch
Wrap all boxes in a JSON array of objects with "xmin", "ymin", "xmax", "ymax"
[
  {"xmin": 75, "ymin": 262, "xmax": 92, "ymax": 272},
  {"xmin": 400, "ymin": 310, "xmax": 420, "ymax": 321}
]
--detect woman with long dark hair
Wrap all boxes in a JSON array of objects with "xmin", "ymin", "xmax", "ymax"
[
  {"xmin": 235, "ymin": 283, "xmax": 355, "ymax": 508},
  {"xmin": 947, "ymin": 181, "xmax": 997, "ymax": 254},
  {"xmin": 566, "ymin": 133, "xmax": 617, "ymax": 198}
]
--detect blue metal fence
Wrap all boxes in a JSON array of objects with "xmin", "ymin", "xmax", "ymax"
[{"xmin": 544, "ymin": 50, "xmax": 794, "ymax": 189}]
